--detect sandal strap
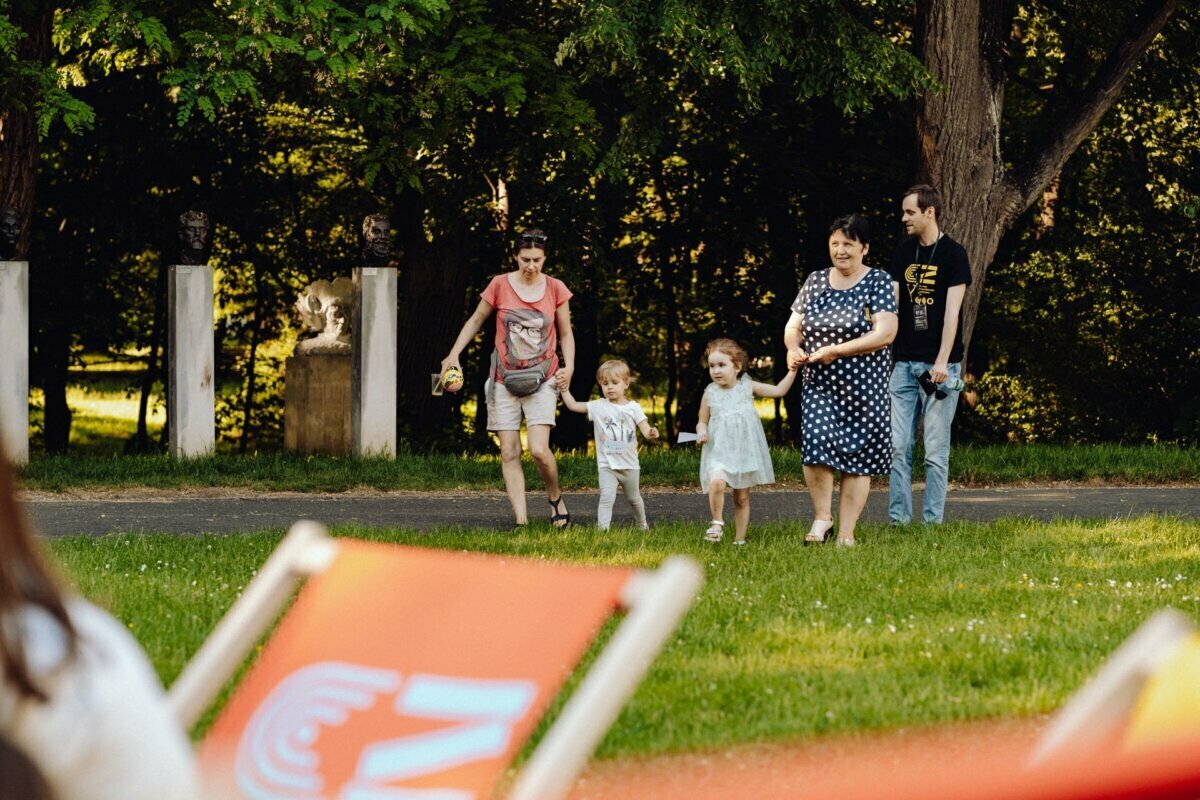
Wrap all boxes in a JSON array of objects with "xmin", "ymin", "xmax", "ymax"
[{"xmin": 548, "ymin": 495, "xmax": 570, "ymax": 527}]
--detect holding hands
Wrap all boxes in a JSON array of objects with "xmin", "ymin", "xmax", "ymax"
[
  {"xmin": 806, "ymin": 345, "xmax": 842, "ymax": 365},
  {"xmin": 791, "ymin": 342, "xmax": 840, "ymax": 365}
]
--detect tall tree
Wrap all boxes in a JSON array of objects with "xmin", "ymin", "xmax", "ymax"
[{"xmin": 915, "ymin": 0, "xmax": 1184, "ymax": 348}]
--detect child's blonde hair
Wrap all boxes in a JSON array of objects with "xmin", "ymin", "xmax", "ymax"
[
  {"xmin": 704, "ymin": 338, "xmax": 748, "ymax": 375},
  {"xmin": 596, "ymin": 359, "xmax": 632, "ymax": 384}
]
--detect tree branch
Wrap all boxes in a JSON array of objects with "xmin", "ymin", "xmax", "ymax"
[{"xmin": 1008, "ymin": 0, "xmax": 1180, "ymax": 221}]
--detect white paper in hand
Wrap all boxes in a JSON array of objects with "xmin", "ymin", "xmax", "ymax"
[{"xmin": 677, "ymin": 431, "xmax": 699, "ymax": 444}]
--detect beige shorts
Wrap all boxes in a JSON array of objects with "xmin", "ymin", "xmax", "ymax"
[{"xmin": 486, "ymin": 377, "xmax": 559, "ymax": 431}]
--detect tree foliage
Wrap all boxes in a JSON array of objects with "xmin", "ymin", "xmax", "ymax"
[{"xmin": 3, "ymin": 0, "xmax": 1196, "ymax": 453}]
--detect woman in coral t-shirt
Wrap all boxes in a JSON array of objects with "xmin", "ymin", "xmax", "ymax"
[{"xmin": 442, "ymin": 229, "xmax": 576, "ymax": 528}]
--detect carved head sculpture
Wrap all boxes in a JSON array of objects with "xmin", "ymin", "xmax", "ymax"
[
  {"xmin": 324, "ymin": 298, "xmax": 349, "ymax": 339},
  {"xmin": 178, "ymin": 210, "xmax": 210, "ymax": 265},
  {"xmin": 0, "ymin": 208, "xmax": 21, "ymax": 261},
  {"xmin": 361, "ymin": 213, "xmax": 392, "ymax": 266}
]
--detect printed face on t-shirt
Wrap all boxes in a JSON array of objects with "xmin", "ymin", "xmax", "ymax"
[{"xmin": 504, "ymin": 308, "xmax": 549, "ymax": 362}]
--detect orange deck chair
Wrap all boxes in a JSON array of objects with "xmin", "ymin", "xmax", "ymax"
[
  {"xmin": 1030, "ymin": 607, "xmax": 1199, "ymax": 764},
  {"xmin": 566, "ymin": 608, "xmax": 1200, "ymax": 800},
  {"xmin": 167, "ymin": 521, "xmax": 702, "ymax": 800}
]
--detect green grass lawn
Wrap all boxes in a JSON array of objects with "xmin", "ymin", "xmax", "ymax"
[
  {"xmin": 48, "ymin": 516, "xmax": 1200, "ymax": 757},
  {"xmin": 20, "ymin": 442, "xmax": 1200, "ymax": 492},
  {"xmin": 22, "ymin": 368, "xmax": 1199, "ymax": 490}
]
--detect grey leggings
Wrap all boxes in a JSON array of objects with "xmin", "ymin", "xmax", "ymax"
[{"xmin": 597, "ymin": 467, "xmax": 648, "ymax": 530}]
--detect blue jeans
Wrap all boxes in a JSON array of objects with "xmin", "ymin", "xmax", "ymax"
[{"xmin": 889, "ymin": 361, "xmax": 962, "ymax": 524}]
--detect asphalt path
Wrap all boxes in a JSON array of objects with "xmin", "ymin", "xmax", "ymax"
[{"xmin": 23, "ymin": 486, "xmax": 1200, "ymax": 537}]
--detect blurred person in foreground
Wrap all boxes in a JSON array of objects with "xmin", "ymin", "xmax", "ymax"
[{"xmin": 0, "ymin": 446, "xmax": 201, "ymax": 800}]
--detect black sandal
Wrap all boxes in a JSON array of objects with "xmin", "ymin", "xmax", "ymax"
[{"xmin": 548, "ymin": 495, "xmax": 571, "ymax": 529}]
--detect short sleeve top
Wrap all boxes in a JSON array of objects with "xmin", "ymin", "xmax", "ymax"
[
  {"xmin": 887, "ymin": 234, "xmax": 971, "ymax": 362},
  {"xmin": 586, "ymin": 398, "xmax": 648, "ymax": 470},
  {"xmin": 481, "ymin": 274, "xmax": 573, "ymax": 380},
  {"xmin": 790, "ymin": 267, "xmax": 897, "ymax": 346}
]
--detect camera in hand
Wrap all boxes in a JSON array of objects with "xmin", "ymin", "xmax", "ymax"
[
  {"xmin": 918, "ymin": 371, "xmax": 948, "ymax": 400},
  {"xmin": 917, "ymin": 371, "xmax": 964, "ymax": 400}
]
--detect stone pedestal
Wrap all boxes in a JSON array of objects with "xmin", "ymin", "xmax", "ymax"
[
  {"xmin": 0, "ymin": 261, "xmax": 28, "ymax": 464},
  {"xmin": 168, "ymin": 264, "xmax": 215, "ymax": 459},
  {"xmin": 284, "ymin": 354, "xmax": 351, "ymax": 454},
  {"xmin": 351, "ymin": 266, "xmax": 397, "ymax": 457}
]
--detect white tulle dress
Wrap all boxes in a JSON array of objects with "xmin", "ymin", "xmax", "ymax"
[{"xmin": 699, "ymin": 374, "xmax": 775, "ymax": 490}]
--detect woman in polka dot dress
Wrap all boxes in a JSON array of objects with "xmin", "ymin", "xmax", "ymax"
[{"xmin": 783, "ymin": 214, "xmax": 898, "ymax": 546}]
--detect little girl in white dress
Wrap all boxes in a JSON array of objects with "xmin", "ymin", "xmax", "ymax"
[{"xmin": 696, "ymin": 338, "xmax": 798, "ymax": 544}]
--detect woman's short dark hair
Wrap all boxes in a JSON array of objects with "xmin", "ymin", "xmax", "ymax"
[{"xmin": 828, "ymin": 214, "xmax": 870, "ymax": 245}]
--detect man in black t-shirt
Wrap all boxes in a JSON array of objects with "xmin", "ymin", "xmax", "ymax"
[{"xmin": 887, "ymin": 184, "xmax": 972, "ymax": 525}]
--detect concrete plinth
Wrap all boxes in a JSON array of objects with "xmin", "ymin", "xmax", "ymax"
[
  {"xmin": 0, "ymin": 261, "xmax": 28, "ymax": 464},
  {"xmin": 168, "ymin": 264, "xmax": 215, "ymax": 459},
  {"xmin": 352, "ymin": 266, "xmax": 397, "ymax": 457},
  {"xmin": 284, "ymin": 354, "xmax": 351, "ymax": 454}
]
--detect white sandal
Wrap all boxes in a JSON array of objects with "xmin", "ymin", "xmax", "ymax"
[
  {"xmin": 804, "ymin": 519, "xmax": 834, "ymax": 545},
  {"xmin": 703, "ymin": 521, "xmax": 725, "ymax": 542}
]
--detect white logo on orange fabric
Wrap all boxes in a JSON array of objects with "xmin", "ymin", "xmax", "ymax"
[{"xmin": 236, "ymin": 662, "xmax": 536, "ymax": 799}]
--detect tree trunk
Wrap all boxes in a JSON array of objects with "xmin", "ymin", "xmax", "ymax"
[
  {"xmin": 915, "ymin": 0, "xmax": 1016, "ymax": 354},
  {"xmin": 239, "ymin": 275, "xmax": 263, "ymax": 454},
  {"xmin": 916, "ymin": 0, "xmax": 1180, "ymax": 353},
  {"xmin": 0, "ymin": 3, "xmax": 51, "ymax": 259},
  {"xmin": 41, "ymin": 326, "xmax": 71, "ymax": 453},
  {"xmin": 554, "ymin": 254, "xmax": 595, "ymax": 450},
  {"xmin": 135, "ymin": 258, "xmax": 168, "ymax": 451},
  {"xmin": 663, "ymin": 248, "xmax": 678, "ymax": 441},
  {"xmin": 395, "ymin": 231, "xmax": 471, "ymax": 446}
]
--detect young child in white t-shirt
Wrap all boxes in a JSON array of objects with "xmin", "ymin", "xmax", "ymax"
[{"xmin": 560, "ymin": 359, "xmax": 660, "ymax": 530}]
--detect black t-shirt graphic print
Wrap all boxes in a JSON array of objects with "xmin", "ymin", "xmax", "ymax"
[{"xmin": 888, "ymin": 233, "xmax": 972, "ymax": 363}]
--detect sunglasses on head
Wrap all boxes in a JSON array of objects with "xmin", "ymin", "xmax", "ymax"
[{"xmin": 520, "ymin": 233, "xmax": 548, "ymax": 246}]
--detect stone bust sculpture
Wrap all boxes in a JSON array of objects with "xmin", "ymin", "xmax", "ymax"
[
  {"xmin": 294, "ymin": 277, "xmax": 354, "ymax": 355},
  {"xmin": 178, "ymin": 210, "xmax": 210, "ymax": 266},
  {"xmin": 0, "ymin": 208, "xmax": 20, "ymax": 261},
  {"xmin": 361, "ymin": 213, "xmax": 392, "ymax": 266}
]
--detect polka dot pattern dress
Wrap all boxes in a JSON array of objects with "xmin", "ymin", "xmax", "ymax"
[{"xmin": 791, "ymin": 268, "xmax": 897, "ymax": 475}]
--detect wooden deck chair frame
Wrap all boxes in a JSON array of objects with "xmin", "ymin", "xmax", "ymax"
[
  {"xmin": 168, "ymin": 520, "xmax": 703, "ymax": 800},
  {"xmin": 1028, "ymin": 607, "xmax": 1196, "ymax": 766}
]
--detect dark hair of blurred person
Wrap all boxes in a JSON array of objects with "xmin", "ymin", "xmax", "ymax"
[
  {"xmin": 0, "ymin": 453, "xmax": 77, "ymax": 701},
  {"xmin": 0, "ymin": 733, "xmax": 56, "ymax": 800}
]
